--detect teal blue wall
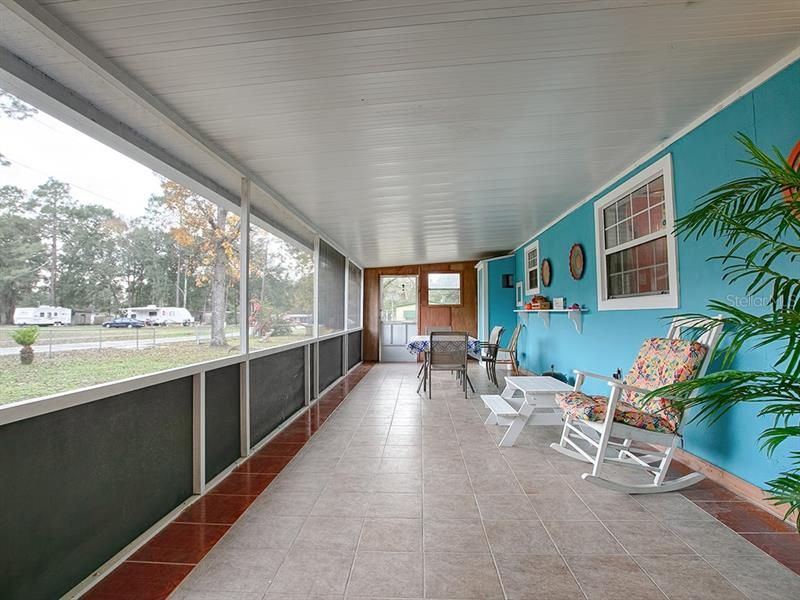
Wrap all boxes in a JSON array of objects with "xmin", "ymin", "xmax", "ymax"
[
  {"xmin": 505, "ymin": 60, "xmax": 800, "ymax": 489},
  {"xmin": 487, "ymin": 257, "xmax": 517, "ymax": 347}
]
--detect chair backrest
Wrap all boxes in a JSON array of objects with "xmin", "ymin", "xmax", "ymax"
[
  {"xmin": 489, "ymin": 325, "xmax": 504, "ymax": 346},
  {"xmin": 426, "ymin": 325, "xmax": 452, "ymax": 334},
  {"xmin": 622, "ymin": 316, "xmax": 723, "ymax": 429},
  {"xmin": 504, "ymin": 323, "xmax": 522, "ymax": 350},
  {"xmin": 429, "ymin": 331, "xmax": 468, "ymax": 367}
]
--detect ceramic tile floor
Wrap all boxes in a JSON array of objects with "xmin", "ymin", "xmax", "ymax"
[{"xmin": 94, "ymin": 363, "xmax": 800, "ymax": 600}]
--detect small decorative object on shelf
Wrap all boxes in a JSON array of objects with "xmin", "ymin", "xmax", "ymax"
[
  {"xmin": 553, "ymin": 297, "xmax": 566, "ymax": 310},
  {"xmin": 525, "ymin": 301, "xmax": 533, "ymax": 310},
  {"xmin": 529, "ymin": 295, "xmax": 551, "ymax": 310},
  {"xmin": 569, "ymin": 303, "xmax": 581, "ymax": 310},
  {"xmin": 541, "ymin": 258, "xmax": 552, "ymax": 287},
  {"xmin": 568, "ymin": 243, "xmax": 585, "ymax": 280}
]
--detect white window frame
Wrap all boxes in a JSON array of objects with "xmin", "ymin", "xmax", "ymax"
[
  {"xmin": 594, "ymin": 154, "xmax": 679, "ymax": 311},
  {"xmin": 523, "ymin": 240, "xmax": 540, "ymax": 295}
]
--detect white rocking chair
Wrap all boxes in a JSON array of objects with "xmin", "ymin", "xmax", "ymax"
[{"xmin": 549, "ymin": 316, "xmax": 723, "ymax": 494}]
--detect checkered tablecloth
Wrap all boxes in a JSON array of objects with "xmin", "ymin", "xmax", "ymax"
[{"xmin": 407, "ymin": 335, "xmax": 481, "ymax": 356}]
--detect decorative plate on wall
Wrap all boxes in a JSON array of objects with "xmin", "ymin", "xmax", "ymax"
[
  {"xmin": 568, "ymin": 244, "xmax": 585, "ymax": 280},
  {"xmin": 541, "ymin": 258, "xmax": 552, "ymax": 287}
]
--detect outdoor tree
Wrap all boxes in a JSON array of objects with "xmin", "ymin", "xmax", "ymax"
[
  {"xmin": 162, "ymin": 180, "xmax": 240, "ymax": 346},
  {"xmin": 0, "ymin": 89, "xmax": 37, "ymax": 167},
  {"xmin": 59, "ymin": 204, "xmax": 127, "ymax": 310},
  {"xmin": 0, "ymin": 185, "xmax": 45, "ymax": 323},
  {"xmin": 30, "ymin": 178, "xmax": 77, "ymax": 306}
]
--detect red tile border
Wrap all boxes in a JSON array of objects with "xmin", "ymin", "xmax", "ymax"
[
  {"xmin": 81, "ymin": 561, "xmax": 194, "ymax": 600},
  {"xmin": 673, "ymin": 459, "xmax": 800, "ymax": 574},
  {"xmin": 79, "ymin": 362, "xmax": 374, "ymax": 599}
]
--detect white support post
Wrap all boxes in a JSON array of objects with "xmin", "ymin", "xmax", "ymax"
[
  {"xmin": 304, "ymin": 344, "xmax": 311, "ymax": 406},
  {"xmin": 240, "ymin": 177, "xmax": 250, "ymax": 356},
  {"xmin": 313, "ymin": 342, "xmax": 320, "ymax": 399},
  {"xmin": 192, "ymin": 372, "xmax": 206, "ymax": 494},
  {"xmin": 239, "ymin": 178, "xmax": 251, "ymax": 456},
  {"xmin": 343, "ymin": 259, "xmax": 349, "ymax": 375},
  {"xmin": 313, "ymin": 237, "xmax": 320, "ymax": 339}
]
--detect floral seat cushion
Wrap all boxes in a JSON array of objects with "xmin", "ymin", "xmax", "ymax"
[
  {"xmin": 556, "ymin": 391, "xmax": 679, "ymax": 433},
  {"xmin": 556, "ymin": 337, "xmax": 708, "ymax": 434}
]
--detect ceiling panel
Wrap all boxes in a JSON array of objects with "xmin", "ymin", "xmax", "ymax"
[{"xmin": 4, "ymin": 0, "xmax": 800, "ymax": 265}]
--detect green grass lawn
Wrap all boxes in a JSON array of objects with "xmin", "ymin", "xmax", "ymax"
[{"xmin": 0, "ymin": 333, "xmax": 314, "ymax": 405}]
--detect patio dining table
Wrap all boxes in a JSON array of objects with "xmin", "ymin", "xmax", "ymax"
[{"xmin": 406, "ymin": 334, "xmax": 482, "ymax": 358}]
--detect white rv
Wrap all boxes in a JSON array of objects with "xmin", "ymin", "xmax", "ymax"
[
  {"xmin": 126, "ymin": 305, "xmax": 195, "ymax": 326},
  {"xmin": 13, "ymin": 305, "xmax": 72, "ymax": 326}
]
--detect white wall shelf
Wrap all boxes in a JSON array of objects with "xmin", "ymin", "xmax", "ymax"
[{"xmin": 513, "ymin": 308, "xmax": 588, "ymax": 334}]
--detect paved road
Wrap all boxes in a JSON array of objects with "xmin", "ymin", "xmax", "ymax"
[{"xmin": 0, "ymin": 333, "xmax": 240, "ymax": 356}]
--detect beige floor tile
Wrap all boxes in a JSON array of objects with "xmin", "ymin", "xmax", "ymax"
[
  {"xmin": 347, "ymin": 551, "xmax": 423, "ymax": 597},
  {"xmin": 476, "ymin": 493, "xmax": 538, "ymax": 521},
  {"xmin": 424, "ymin": 552, "xmax": 504, "ymax": 599},
  {"xmin": 494, "ymin": 554, "xmax": 584, "ymax": 600},
  {"xmin": 360, "ymin": 518, "xmax": 422, "ymax": 552},
  {"xmin": 604, "ymin": 520, "xmax": 694, "ymax": 555},
  {"xmin": 635, "ymin": 554, "xmax": 747, "ymax": 599},
  {"xmin": 379, "ymin": 457, "xmax": 421, "ymax": 473},
  {"xmin": 422, "ymin": 472, "xmax": 473, "ymax": 495},
  {"xmin": 268, "ymin": 548, "xmax": 355, "ymax": 596},
  {"xmin": 529, "ymin": 491, "xmax": 597, "ymax": 521},
  {"xmin": 544, "ymin": 520, "xmax": 625, "ymax": 555},
  {"xmin": 311, "ymin": 490, "xmax": 373, "ymax": 517},
  {"xmin": 251, "ymin": 491, "xmax": 321, "ymax": 516},
  {"xmin": 179, "ymin": 547, "xmax": 286, "ymax": 595},
  {"xmin": 367, "ymin": 493, "xmax": 422, "ymax": 519},
  {"xmin": 665, "ymin": 520, "xmax": 764, "ymax": 556},
  {"xmin": 423, "ymin": 493, "xmax": 480, "ymax": 519},
  {"xmin": 703, "ymin": 552, "xmax": 800, "ymax": 600},
  {"xmin": 566, "ymin": 555, "xmax": 667, "ymax": 600},
  {"xmin": 423, "ymin": 518, "xmax": 489, "ymax": 553},
  {"xmin": 293, "ymin": 517, "xmax": 363, "ymax": 552},
  {"xmin": 218, "ymin": 516, "xmax": 304, "ymax": 550},
  {"xmin": 484, "ymin": 520, "xmax": 558, "ymax": 555}
]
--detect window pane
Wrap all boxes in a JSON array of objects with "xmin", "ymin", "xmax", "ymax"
[
  {"xmin": 605, "ymin": 225, "xmax": 618, "ymax": 248},
  {"xmin": 347, "ymin": 261, "xmax": 362, "ymax": 329},
  {"xmin": 617, "ymin": 196, "xmax": 632, "ymax": 221},
  {"xmin": 603, "ymin": 204, "xmax": 617, "ymax": 227},
  {"xmin": 248, "ymin": 223, "xmax": 314, "ymax": 349},
  {"xmin": 0, "ymin": 89, "xmax": 242, "ymax": 407},
  {"xmin": 632, "ymin": 210, "xmax": 650, "ymax": 239},
  {"xmin": 318, "ymin": 240, "xmax": 346, "ymax": 334},
  {"xmin": 631, "ymin": 184, "xmax": 649, "ymax": 213},
  {"xmin": 650, "ymin": 203, "xmax": 665, "ymax": 232},
  {"xmin": 428, "ymin": 272, "xmax": 461, "ymax": 305},
  {"xmin": 648, "ymin": 176, "xmax": 665, "ymax": 206},
  {"xmin": 527, "ymin": 269, "xmax": 538, "ymax": 292},
  {"xmin": 606, "ymin": 237, "xmax": 669, "ymax": 299},
  {"xmin": 618, "ymin": 219, "xmax": 633, "ymax": 244}
]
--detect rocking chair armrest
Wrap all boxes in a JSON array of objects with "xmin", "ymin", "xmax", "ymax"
[
  {"xmin": 606, "ymin": 380, "xmax": 652, "ymax": 396},
  {"xmin": 573, "ymin": 369, "xmax": 618, "ymax": 384}
]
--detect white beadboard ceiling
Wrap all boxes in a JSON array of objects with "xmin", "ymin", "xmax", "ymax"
[{"xmin": 1, "ymin": 0, "xmax": 800, "ymax": 266}]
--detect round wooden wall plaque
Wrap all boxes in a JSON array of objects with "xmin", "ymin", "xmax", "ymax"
[{"xmin": 568, "ymin": 244, "xmax": 585, "ymax": 280}]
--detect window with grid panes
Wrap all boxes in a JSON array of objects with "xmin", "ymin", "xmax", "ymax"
[{"xmin": 594, "ymin": 155, "xmax": 679, "ymax": 310}]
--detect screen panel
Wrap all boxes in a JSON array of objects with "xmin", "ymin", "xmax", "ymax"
[
  {"xmin": 318, "ymin": 240, "xmax": 345, "ymax": 334},
  {"xmin": 319, "ymin": 335, "xmax": 343, "ymax": 391},
  {"xmin": 0, "ymin": 378, "xmax": 193, "ymax": 600},
  {"xmin": 347, "ymin": 261, "xmax": 362, "ymax": 329},
  {"xmin": 348, "ymin": 330, "xmax": 362, "ymax": 370},
  {"xmin": 249, "ymin": 346, "xmax": 306, "ymax": 446},
  {"xmin": 205, "ymin": 364, "xmax": 241, "ymax": 482}
]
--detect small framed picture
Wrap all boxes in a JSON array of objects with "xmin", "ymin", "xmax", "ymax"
[
  {"xmin": 515, "ymin": 282, "xmax": 524, "ymax": 307},
  {"xmin": 553, "ymin": 297, "xmax": 566, "ymax": 310}
]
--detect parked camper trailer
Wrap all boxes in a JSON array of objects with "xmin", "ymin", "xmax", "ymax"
[
  {"xmin": 13, "ymin": 305, "xmax": 72, "ymax": 326},
  {"xmin": 126, "ymin": 306, "xmax": 195, "ymax": 326}
]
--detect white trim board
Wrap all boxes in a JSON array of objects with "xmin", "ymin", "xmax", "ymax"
[{"xmin": 513, "ymin": 43, "xmax": 800, "ymax": 253}]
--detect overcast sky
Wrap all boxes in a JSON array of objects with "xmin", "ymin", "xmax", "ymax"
[{"xmin": 0, "ymin": 103, "xmax": 162, "ymax": 221}]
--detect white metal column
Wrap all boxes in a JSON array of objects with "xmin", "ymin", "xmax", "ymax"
[{"xmin": 239, "ymin": 177, "xmax": 251, "ymax": 455}]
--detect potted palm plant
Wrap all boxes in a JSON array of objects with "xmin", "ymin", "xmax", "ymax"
[
  {"xmin": 12, "ymin": 325, "xmax": 40, "ymax": 365},
  {"xmin": 657, "ymin": 134, "xmax": 800, "ymax": 527}
]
